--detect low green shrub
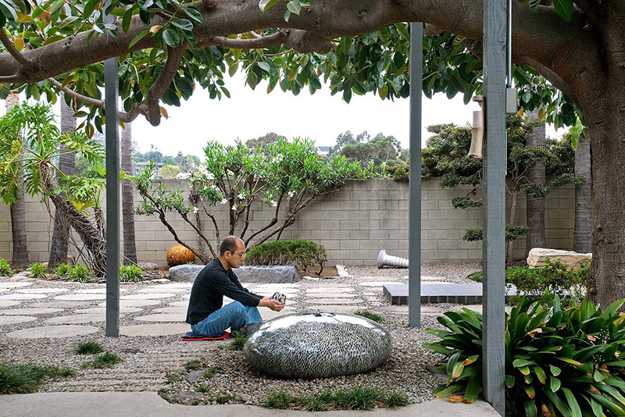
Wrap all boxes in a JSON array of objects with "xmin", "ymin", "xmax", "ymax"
[
  {"xmin": 75, "ymin": 341, "xmax": 104, "ymax": 355},
  {"xmin": 382, "ymin": 159, "xmax": 409, "ymax": 182},
  {"xmin": 0, "ymin": 258, "xmax": 13, "ymax": 276},
  {"xmin": 81, "ymin": 352, "xmax": 122, "ymax": 369},
  {"xmin": 66, "ymin": 264, "xmax": 91, "ymax": 282},
  {"xmin": 262, "ymin": 386, "xmax": 409, "ymax": 410},
  {"xmin": 119, "ymin": 264, "xmax": 144, "ymax": 282},
  {"xmin": 0, "ymin": 363, "xmax": 74, "ymax": 394},
  {"xmin": 354, "ymin": 310, "xmax": 384, "ymax": 323},
  {"xmin": 227, "ymin": 332, "xmax": 248, "ymax": 351},
  {"xmin": 427, "ymin": 294, "xmax": 625, "ymax": 417},
  {"xmin": 29, "ymin": 262, "xmax": 47, "ymax": 279},
  {"xmin": 184, "ymin": 360, "xmax": 202, "ymax": 371},
  {"xmin": 246, "ymin": 240, "xmax": 327, "ymax": 274},
  {"xmin": 54, "ymin": 263, "xmax": 70, "ymax": 277}
]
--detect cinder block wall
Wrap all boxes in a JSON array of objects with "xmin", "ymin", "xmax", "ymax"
[{"xmin": 0, "ymin": 178, "xmax": 575, "ymax": 267}]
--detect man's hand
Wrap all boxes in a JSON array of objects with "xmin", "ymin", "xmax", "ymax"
[{"xmin": 259, "ymin": 297, "xmax": 285, "ymax": 312}]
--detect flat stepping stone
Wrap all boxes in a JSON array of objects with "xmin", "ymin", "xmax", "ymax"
[
  {"xmin": 45, "ymin": 313, "xmax": 108, "ymax": 324},
  {"xmin": 306, "ymin": 287, "xmax": 355, "ymax": 293},
  {"xmin": 6, "ymin": 325, "xmax": 99, "ymax": 339},
  {"xmin": 0, "ymin": 300, "xmax": 20, "ymax": 308},
  {"xmin": 260, "ymin": 308, "xmax": 296, "ymax": 321},
  {"xmin": 0, "ymin": 307, "xmax": 64, "ymax": 315},
  {"xmin": 99, "ymin": 300, "xmax": 161, "ymax": 308},
  {"xmin": 134, "ymin": 313, "xmax": 184, "ymax": 322},
  {"xmin": 74, "ymin": 307, "xmax": 143, "ymax": 314},
  {"xmin": 120, "ymin": 293, "xmax": 176, "ymax": 300},
  {"xmin": 382, "ymin": 283, "xmax": 517, "ymax": 305},
  {"xmin": 29, "ymin": 301, "xmax": 93, "ymax": 308},
  {"xmin": 152, "ymin": 307, "xmax": 187, "ymax": 314},
  {"xmin": 306, "ymin": 292, "xmax": 357, "ymax": 298},
  {"xmin": 0, "ymin": 315, "xmax": 38, "ymax": 325},
  {"xmin": 0, "ymin": 293, "xmax": 48, "ymax": 300},
  {"xmin": 168, "ymin": 301, "xmax": 190, "ymax": 307},
  {"xmin": 306, "ymin": 298, "xmax": 364, "ymax": 305},
  {"xmin": 74, "ymin": 288, "xmax": 129, "ymax": 294},
  {"xmin": 54, "ymin": 293, "xmax": 106, "ymax": 301},
  {"xmin": 120, "ymin": 323, "xmax": 188, "ymax": 337},
  {"xmin": 138, "ymin": 287, "xmax": 187, "ymax": 293},
  {"xmin": 359, "ymin": 281, "xmax": 399, "ymax": 287},
  {"xmin": 0, "ymin": 282, "xmax": 33, "ymax": 289},
  {"xmin": 16, "ymin": 288, "xmax": 69, "ymax": 294}
]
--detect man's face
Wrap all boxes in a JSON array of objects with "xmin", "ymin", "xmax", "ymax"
[{"xmin": 225, "ymin": 240, "xmax": 246, "ymax": 268}]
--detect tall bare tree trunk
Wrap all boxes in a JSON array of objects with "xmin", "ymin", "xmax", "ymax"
[
  {"xmin": 6, "ymin": 92, "xmax": 29, "ymax": 269},
  {"xmin": 507, "ymin": 191, "xmax": 519, "ymax": 263},
  {"xmin": 574, "ymin": 132, "xmax": 592, "ymax": 253},
  {"xmin": 48, "ymin": 96, "xmax": 76, "ymax": 270},
  {"xmin": 121, "ymin": 123, "xmax": 137, "ymax": 264},
  {"xmin": 526, "ymin": 112, "xmax": 546, "ymax": 254}
]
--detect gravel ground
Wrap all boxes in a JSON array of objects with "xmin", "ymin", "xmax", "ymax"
[
  {"xmin": 347, "ymin": 262, "xmax": 482, "ymax": 283},
  {"xmin": 158, "ymin": 313, "xmax": 446, "ymax": 407}
]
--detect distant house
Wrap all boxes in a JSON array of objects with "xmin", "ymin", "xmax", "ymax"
[{"xmin": 317, "ymin": 145, "xmax": 331, "ymax": 157}]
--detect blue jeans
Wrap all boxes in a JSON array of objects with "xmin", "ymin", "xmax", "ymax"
[{"xmin": 191, "ymin": 301, "xmax": 262, "ymax": 337}]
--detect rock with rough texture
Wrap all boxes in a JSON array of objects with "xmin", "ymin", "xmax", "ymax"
[
  {"xmin": 527, "ymin": 248, "xmax": 592, "ymax": 269},
  {"xmin": 138, "ymin": 262, "xmax": 159, "ymax": 271},
  {"xmin": 168, "ymin": 264, "xmax": 300, "ymax": 283},
  {"xmin": 243, "ymin": 312, "xmax": 392, "ymax": 378}
]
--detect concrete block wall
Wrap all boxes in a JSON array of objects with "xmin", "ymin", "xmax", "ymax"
[{"xmin": 0, "ymin": 178, "xmax": 576, "ymax": 267}]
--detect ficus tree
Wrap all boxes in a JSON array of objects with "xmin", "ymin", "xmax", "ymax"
[
  {"xmin": 133, "ymin": 137, "xmax": 373, "ymax": 262},
  {"xmin": 0, "ymin": 0, "xmax": 620, "ymax": 303}
]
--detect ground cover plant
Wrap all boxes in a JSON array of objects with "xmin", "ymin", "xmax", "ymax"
[
  {"xmin": 0, "ymin": 363, "xmax": 74, "ymax": 394},
  {"xmin": 75, "ymin": 341, "xmax": 104, "ymax": 355},
  {"xmin": 119, "ymin": 264, "xmax": 144, "ymax": 282},
  {"xmin": 428, "ymin": 294, "xmax": 625, "ymax": 417},
  {"xmin": 81, "ymin": 352, "xmax": 123, "ymax": 369},
  {"xmin": 0, "ymin": 258, "xmax": 13, "ymax": 276},
  {"xmin": 28, "ymin": 262, "xmax": 47, "ymax": 279},
  {"xmin": 354, "ymin": 310, "xmax": 384, "ymax": 323}
]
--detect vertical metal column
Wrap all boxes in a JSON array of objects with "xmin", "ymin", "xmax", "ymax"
[
  {"xmin": 408, "ymin": 22, "xmax": 423, "ymax": 328},
  {"xmin": 104, "ymin": 23, "xmax": 120, "ymax": 337},
  {"xmin": 483, "ymin": 0, "xmax": 507, "ymax": 415}
]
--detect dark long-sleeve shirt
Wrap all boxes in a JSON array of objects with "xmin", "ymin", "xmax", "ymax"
[{"xmin": 185, "ymin": 258, "xmax": 262, "ymax": 325}]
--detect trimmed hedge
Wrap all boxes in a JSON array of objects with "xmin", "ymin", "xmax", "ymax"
[{"xmin": 246, "ymin": 240, "xmax": 327, "ymax": 274}]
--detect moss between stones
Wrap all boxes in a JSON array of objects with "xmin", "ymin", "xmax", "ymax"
[{"xmin": 0, "ymin": 362, "xmax": 74, "ymax": 394}]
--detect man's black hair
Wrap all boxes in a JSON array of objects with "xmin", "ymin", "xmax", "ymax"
[{"xmin": 219, "ymin": 236, "xmax": 241, "ymax": 256}]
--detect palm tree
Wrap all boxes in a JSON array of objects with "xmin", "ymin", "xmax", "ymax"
[
  {"xmin": 48, "ymin": 95, "xmax": 76, "ymax": 270},
  {"xmin": 575, "ymin": 132, "xmax": 592, "ymax": 253},
  {"xmin": 526, "ymin": 111, "xmax": 546, "ymax": 253},
  {"xmin": 121, "ymin": 123, "xmax": 137, "ymax": 264},
  {"xmin": 5, "ymin": 92, "xmax": 28, "ymax": 269}
]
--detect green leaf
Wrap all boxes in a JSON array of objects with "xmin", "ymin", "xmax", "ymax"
[
  {"xmin": 259, "ymin": 0, "xmax": 280, "ymax": 12},
  {"xmin": 553, "ymin": 0, "xmax": 574, "ymax": 21},
  {"xmin": 451, "ymin": 362, "xmax": 464, "ymax": 380},
  {"xmin": 533, "ymin": 366, "xmax": 547, "ymax": 385},
  {"xmin": 182, "ymin": 6, "xmax": 203, "ymax": 23},
  {"xmin": 550, "ymin": 365, "xmax": 562, "ymax": 376},
  {"xmin": 525, "ymin": 400, "xmax": 537, "ymax": 417},
  {"xmin": 286, "ymin": 0, "xmax": 301, "ymax": 15},
  {"xmin": 562, "ymin": 388, "xmax": 582, "ymax": 417},
  {"xmin": 463, "ymin": 376, "xmax": 481, "ymax": 403},
  {"xmin": 514, "ymin": 359, "xmax": 535, "ymax": 368},
  {"xmin": 550, "ymin": 377, "xmax": 561, "ymax": 393},
  {"xmin": 257, "ymin": 61, "xmax": 271, "ymax": 73},
  {"xmin": 128, "ymin": 28, "xmax": 150, "ymax": 50},
  {"xmin": 162, "ymin": 29, "xmax": 181, "ymax": 47},
  {"xmin": 171, "ymin": 18, "xmax": 193, "ymax": 32},
  {"xmin": 82, "ymin": 0, "xmax": 99, "ymax": 16}
]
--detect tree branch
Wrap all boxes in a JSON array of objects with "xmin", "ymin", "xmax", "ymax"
[{"xmin": 0, "ymin": 29, "xmax": 34, "ymax": 70}]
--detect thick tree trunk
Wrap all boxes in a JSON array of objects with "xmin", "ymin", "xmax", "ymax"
[
  {"xmin": 6, "ymin": 92, "xmax": 29, "ymax": 269},
  {"xmin": 574, "ymin": 132, "xmax": 592, "ymax": 253},
  {"xmin": 48, "ymin": 96, "xmax": 76, "ymax": 270},
  {"xmin": 507, "ymin": 190, "xmax": 519, "ymax": 263},
  {"xmin": 121, "ymin": 123, "xmax": 137, "ymax": 264},
  {"xmin": 526, "ymin": 112, "xmax": 546, "ymax": 254}
]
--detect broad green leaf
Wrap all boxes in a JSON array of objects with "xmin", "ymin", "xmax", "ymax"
[
  {"xmin": 550, "ymin": 377, "xmax": 561, "ymax": 393},
  {"xmin": 562, "ymin": 388, "xmax": 582, "ymax": 417},
  {"xmin": 259, "ymin": 0, "xmax": 280, "ymax": 12},
  {"xmin": 162, "ymin": 29, "xmax": 181, "ymax": 48}
]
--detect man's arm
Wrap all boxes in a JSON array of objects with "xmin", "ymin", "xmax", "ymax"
[{"xmin": 213, "ymin": 273, "xmax": 261, "ymax": 307}]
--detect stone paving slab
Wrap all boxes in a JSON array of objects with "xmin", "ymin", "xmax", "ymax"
[
  {"xmin": 135, "ymin": 313, "xmax": 185, "ymax": 323},
  {"xmin": 383, "ymin": 282, "xmax": 517, "ymax": 305},
  {"xmin": 99, "ymin": 300, "xmax": 161, "ymax": 308},
  {"xmin": 45, "ymin": 314, "xmax": 110, "ymax": 324},
  {"xmin": 0, "ymin": 307, "xmax": 64, "ymax": 315},
  {"xmin": 54, "ymin": 294, "xmax": 106, "ymax": 301},
  {"xmin": 74, "ymin": 307, "xmax": 144, "ymax": 314},
  {"xmin": 6, "ymin": 325, "xmax": 99, "ymax": 339},
  {"xmin": 0, "ymin": 293, "xmax": 48, "ymax": 300},
  {"xmin": 29, "ymin": 301, "xmax": 94, "ymax": 308},
  {"xmin": 0, "ymin": 315, "xmax": 38, "ymax": 325},
  {"xmin": 0, "ymin": 300, "xmax": 21, "ymax": 308},
  {"xmin": 305, "ymin": 292, "xmax": 357, "ymax": 298},
  {"xmin": 120, "ymin": 323, "xmax": 188, "ymax": 337},
  {"xmin": 75, "ymin": 288, "xmax": 129, "ymax": 294},
  {"xmin": 16, "ymin": 288, "xmax": 69, "ymax": 294},
  {"xmin": 152, "ymin": 306, "xmax": 187, "ymax": 314},
  {"xmin": 304, "ymin": 298, "xmax": 364, "ymax": 305},
  {"xmin": 167, "ymin": 301, "xmax": 190, "ymax": 307},
  {"xmin": 120, "ymin": 293, "xmax": 177, "ymax": 300},
  {"xmin": 0, "ymin": 282, "xmax": 33, "ymax": 289},
  {"xmin": 305, "ymin": 287, "xmax": 355, "ymax": 293}
]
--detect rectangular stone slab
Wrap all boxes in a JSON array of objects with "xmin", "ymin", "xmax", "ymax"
[{"xmin": 383, "ymin": 283, "xmax": 517, "ymax": 305}]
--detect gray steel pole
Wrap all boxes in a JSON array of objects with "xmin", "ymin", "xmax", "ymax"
[
  {"xmin": 104, "ymin": 28, "xmax": 120, "ymax": 337},
  {"xmin": 483, "ymin": 0, "xmax": 507, "ymax": 414},
  {"xmin": 408, "ymin": 22, "xmax": 423, "ymax": 328}
]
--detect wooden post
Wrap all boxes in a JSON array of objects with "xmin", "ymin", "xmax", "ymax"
[
  {"xmin": 483, "ymin": 0, "xmax": 507, "ymax": 414},
  {"xmin": 104, "ymin": 21, "xmax": 120, "ymax": 337},
  {"xmin": 408, "ymin": 22, "xmax": 423, "ymax": 328}
]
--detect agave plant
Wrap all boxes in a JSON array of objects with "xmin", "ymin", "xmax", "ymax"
[{"xmin": 427, "ymin": 294, "xmax": 625, "ymax": 417}]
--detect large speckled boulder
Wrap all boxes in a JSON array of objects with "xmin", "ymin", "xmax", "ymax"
[
  {"xmin": 243, "ymin": 313, "xmax": 392, "ymax": 378},
  {"xmin": 527, "ymin": 248, "xmax": 591, "ymax": 269},
  {"xmin": 168, "ymin": 264, "xmax": 300, "ymax": 283}
]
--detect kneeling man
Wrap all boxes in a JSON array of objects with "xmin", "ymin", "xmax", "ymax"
[{"xmin": 186, "ymin": 236, "xmax": 284, "ymax": 336}]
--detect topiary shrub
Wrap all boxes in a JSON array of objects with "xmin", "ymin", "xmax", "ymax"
[
  {"xmin": 166, "ymin": 244, "xmax": 195, "ymax": 267},
  {"xmin": 507, "ymin": 259, "xmax": 586, "ymax": 301},
  {"xmin": 246, "ymin": 240, "xmax": 327, "ymax": 274},
  {"xmin": 428, "ymin": 294, "xmax": 625, "ymax": 417},
  {"xmin": 29, "ymin": 263, "xmax": 47, "ymax": 279},
  {"xmin": 119, "ymin": 264, "xmax": 144, "ymax": 282},
  {"xmin": 0, "ymin": 258, "xmax": 13, "ymax": 276}
]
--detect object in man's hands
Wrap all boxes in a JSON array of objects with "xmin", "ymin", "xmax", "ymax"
[{"xmin": 271, "ymin": 292, "xmax": 287, "ymax": 305}]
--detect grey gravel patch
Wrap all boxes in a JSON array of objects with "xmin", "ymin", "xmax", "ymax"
[
  {"xmin": 0, "ymin": 300, "xmax": 21, "ymax": 308},
  {"xmin": 74, "ymin": 288, "xmax": 129, "ymax": 294},
  {"xmin": 28, "ymin": 301, "xmax": 95, "ymax": 308},
  {"xmin": 0, "ymin": 307, "xmax": 64, "ymax": 315},
  {"xmin": 0, "ymin": 282, "xmax": 34, "ymax": 289},
  {"xmin": 45, "ymin": 313, "xmax": 108, "ymax": 324},
  {"xmin": 168, "ymin": 301, "xmax": 190, "ymax": 307},
  {"xmin": 120, "ymin": 323, "xmax": 188, "ymax": 337},
  {"xmin": 152, "ymin": 307, "xmax": 187, "ymax": 314},
  {"xmin": 74, "ymin": 307, "xmax": 144, "ymax": 314},
  {"xmin": 98, "ymin": 300, "xmax": 161, "ymax": 308},
  {"xmin": 16, "ymin": 288, "xmax": 69, "ymax": 294},
  {"xmin": 0, "ymin": 315, "xmax": 38, "ymax": 325},
  {"xmin": 54, "ymin": 293, "xmax": 106, "ymax": 301},
  {"xmin": 138, "ymin": 287, "xmax": 188, "ymax": 293},
  {"xmin": 0, "ymin": 293, "xmax": 48, "ymax": 300},
  {"xmin": 6, "ymin": 325, "xmax": 99, "ymax": 339},
  {"xmin": 305, "ymin": 298, "xmax": 364, "ymax": 305}
]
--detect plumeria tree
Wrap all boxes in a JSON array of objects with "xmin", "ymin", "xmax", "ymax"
[{"xmin": 133, "ymin": 137, "xmax": 373, "ymax": 262}]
